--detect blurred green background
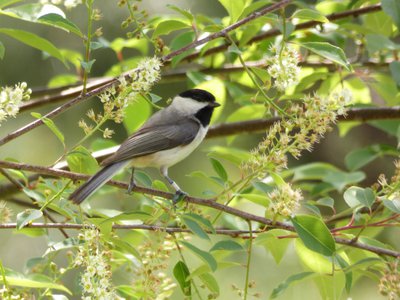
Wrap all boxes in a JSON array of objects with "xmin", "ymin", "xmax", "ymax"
[{"xmin": 0, "ymin": 1, "xmax": 398, "ymax": 299}]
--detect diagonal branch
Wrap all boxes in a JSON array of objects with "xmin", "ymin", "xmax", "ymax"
[
  {"xmin": 0, "ymin": 0, "xmax": 291, "ymax": 147},
  {"xmin": 22, "ymin": 59, "xmax": 390, "ymax": 113},
  {"xmin": 0, "ymin": 223, "xmax": 261, "ymax": 237},
  {"xmin": 183, "ymin": 4, "xmax": 382, "ymax": 62},
  {"xmin": 0, "ymin": 106, "xmax": 399, "ymax": 197},
  {"xmin": 0, "ymin": 159, "xmax": 398, "ymax": 257}
]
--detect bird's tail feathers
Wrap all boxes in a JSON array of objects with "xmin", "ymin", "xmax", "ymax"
[{"xmin": 69, "ymin": 161, "xmax": 128, "ymax": 204}]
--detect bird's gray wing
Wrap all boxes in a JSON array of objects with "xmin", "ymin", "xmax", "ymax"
[{"xmin": 101, "ymin": 118, "xmax": 200, "ymax": 165}]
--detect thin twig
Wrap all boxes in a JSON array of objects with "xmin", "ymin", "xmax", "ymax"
[
  {"xmin": 0, "ymin": 105, "xmax": 400, "ymax": 197},
  {"xmin": 0, "ymin": 0, "xmax": 291, "ymax": 147},
  {"xmin": 0, "ymin": 223, "xmax": 261, "ymax": 237},
  {"xmin": 23, "ymin": 59, "xmax": 390, "ymax": 113},
  {"xmin": 0, "ymin": 168, "xmax": 69, "ymax": 238},
  {"xmin": 183, "ymin": 4, "xmax": 382, "ymax": 62},
  {"xmin": 161, "ymin": 0, "xmax": 292, "ymax": 62},
  {"xmin": 0, "ymin": 160, "xmax": 398, "ymax": 257}
]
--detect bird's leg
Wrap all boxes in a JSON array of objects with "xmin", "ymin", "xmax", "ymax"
[
  {"xmin": 127, "ymin": 168, "xmax": 136, "ymax": 194},
  {"xmin": 160, "ymin": 166, "xmax": 187, "ymax": 203}
]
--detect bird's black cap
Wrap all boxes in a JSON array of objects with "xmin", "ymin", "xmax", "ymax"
[{"xmin": 179, "ymin": 89, "xmax": 216, "ymax": 103}]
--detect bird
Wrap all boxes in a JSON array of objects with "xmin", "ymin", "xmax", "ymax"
[{"xmin": 68, "ymin": 88, "xmax": 220, "ymax": 204}]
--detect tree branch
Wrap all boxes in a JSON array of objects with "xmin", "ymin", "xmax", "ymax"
[
  {"xmin": 0, "ymin": 160, "xmax": 398, "ymax": 257},
  {"xmin": 183, "ymin": 4, "xmax": 382, "ymax": 62},
  {"xmin": 0, "ymin": 106, "xmax": 399, "ymax": 196},
  {"xmin": 0, "ymin": 222, "xmax": 261, "ymax": 237},
  {"xmin": 207, "ymin": 106, "xmax": 400, "ymax": 138},
  {"xmin": 161, "ymin": 0, "xmax": 292, "ymax": 62},
  {"xmin": 0, "ymin": 0, "xmax": 291, "ymax": 147},
  {"xmin": 23, "ymin": 59, "xmax": 390, "ymax": 113}
]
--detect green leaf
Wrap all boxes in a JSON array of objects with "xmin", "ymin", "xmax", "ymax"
[
  {"xmin": 292, "ymin": 9, "xmax": 329, "ymax": 23},
  {"xmin": 316, "ymin": 197, "xmax": 334, "ymax": 209},
  {"xmin": 199, "ymin": 273, "xmax": 220, "ymax": 295},
  {"xmin": 31, "ymin": 112, "xmax": 65, "ymax": 147},
  {"xmin": 239, "ymin": 0, "xmax": 271, "ymax": 19},
  {"xmin": 173, "ymin": 261, "xmax": 191, "ymax": 296},
  {"xmin": 123, "ymin": 94, "xmax": 152, "ymax": 132},
  {"xmin": 210, "ymin": 240, "xmax": 244, "ymax": 252},
  {"xmin": 170, "ymin": 31, "xmax": 195, "ymax": 67},
  {"xmin": 255, "ymin": 229, "xmax": 291, "ymax": 264},
  {"xmin": 0, "ymin": 28, "xmax": 64, "ymax": 63},
  {"xmin": 47, "ymin": 74, "xmax": 79, "ymax": 88},
  {"xmin": 299, "ymin": 42, "xmax": 351, "ymax": 71},
  {"xmin": 292, "ymin": 162, "xmax": 339, "ymax": 181},
  {"xmin": 345, "ymin": 147, "xmax": 379, "ymax": 171},
  {"xmin": 152, "ymin": 19, "xmax": 190, "ymax": 37},
  {"xmin": 208, "ymin": 146, "xmax": 251, "ymax": 166},
  {"xmin": 239, "ymin": 193, "xmax": 269, "ymax": 207},
  {"xmin": 44, "ymin": 237, "xmax": 82, "ymax": 255},
  {"xmin": 209, "ymin": 158, "xmax": 228, "ymax": 182},
  {"xmin": 22, "ymin": 188, "xmax": 45, "ymax": 202},
  {"xmin": 182, "ymin": 215, "xmax": 210, "ymax": 240},
  {"xmin": 38, "ymin": 13, "xmax": 82, "ymax": 36},
  {"xmin": 343, "ymin": 186, "xmax": 375, "ymax": 209},
  {"xmin": 180, "ymin": 241, "xmax": 217, "ymax": 272},
  {"xmin": 116, "ymin": 285, "xmax": 137, "ymax": 297},
  {"xmin": 382, "ymin": 198, "xmax": 400, "ymax": 213},
  {"xmin": 184, "ymin": 213, "xmax": 215, "ymax": 234},
  {"xmin": 363, "ymin": 11, "xmax": 393, "ymax": 36},
  {"xmin": 292, "ymin": 215, "xmax": 336, "ymax": 256},
  {"xmin": 0, "ymin": 274, "xmax": 71, "ymax": 294},
  {"xmin": 390, "ymin": 61, "xmax": 400, "ymax": 86},
  {"xmin": 109, "ymin": 237, "xmax": 141, "ymax": 260},
  {"xmin": 166, "ymin": 4, "xmax": 194, "ymax": 22},
  {"xmin": 365, "ymin": 34, "xmax": 399, "ymax": 55},
  {"xmin": 382, "ymin": 0, "xmax": 400, "ymax": 29},
  {"xmin": 66, "ymin": 146, "xmax": 99, "ymax": 174},
  {"xmin": 322, "ymin": 170, "xmax": 365, "ymax": 192},
  {"xmin": 80, "ymin": 59, "xmax": 96, "ymax": 72},
  {"xmin": 295, "ymin": 240, "xmax": 346, "ymax": 297},
  {"xmin": 0, "ymin": 0, "xmax": 22, "ymax": 9},
  {"xmin": 90, "ymin": 41, "xmax": 103, "ymax": 50},
  {"xmin": 16, "ymin": 209, "xmax": 43, "ymax": 230},
  {"xmin": 270, "ymin": 272, "xmax": 315, "ymax": 299},
  {"xmin": 110, "ymin": 37, "xmax": 148, "ymax": 55},
  {"xmin": 369, "ymin": 120, "xmax": 400, "ymax": 137},
  {"xmin": 334, "ymin": 253, "xmax": 352, "ymax": 293},
  {"xmin": 16, "ymin": 228, "xmax": 46, "ymax": 237},
  {"xmin": 226, "ymin": 104, "xmax": 266, "ymax": 123},
  {"xmin": 218, "ymin": 0, "xmax": 246, "ymax": 23},
  {"xmin": 0, "ymin": 40, "xmax": 4, "ymax": 59}
]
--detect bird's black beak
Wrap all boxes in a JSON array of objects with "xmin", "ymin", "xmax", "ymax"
[{"xmin": 209, "ymin": 102, "xmax": 221, "ymax": 107}]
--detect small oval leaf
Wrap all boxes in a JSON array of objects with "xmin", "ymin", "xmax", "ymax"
[{"xmin": 292, "ymin": 215, "xmax": 336, "ymax": 256}]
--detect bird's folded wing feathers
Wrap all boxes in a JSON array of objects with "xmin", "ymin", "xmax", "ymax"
[{"xmin": 101, "ymin": 119, "xmax": 200, "ymax": 165}]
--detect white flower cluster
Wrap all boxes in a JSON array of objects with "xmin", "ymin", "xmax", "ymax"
[
  {"xmin": 0, "ymin": 82, "xmax": 31, "ymax": 125},
  {"xmin": 129, "ymin": 56, "xmax": 162, "ymax": 93},
  {"xmin": 329, "ymin": 88, "xmax": 352, "ymax": 115},
  {"xmin": 267, "ymin": 45, "xmax": 301, "ymax": 91},
  {"xmin": 40, "ymin": 0, "xmax": 82, "ymax": 9},
  {"xmin": 0, "ymin": 285, "xmax": 24, "ymax": 299},
  {"xmin": 0, "ymin": 201, "xmax": 12, "ymax": 223},
  {"xmin": 75, "ymin": 228, "xmax": 118, "ymax": 300},
  {"xmin": 268, "ymin": 183, "xmax": 302, "ymax": 217}
]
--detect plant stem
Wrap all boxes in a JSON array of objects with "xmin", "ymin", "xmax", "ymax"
[
  {"xmin": 82, "ymin": 0, "xmax": 94, "ymax": 94},
  {"xmin": 243, "ymin": 220, "xmax": 253, "ymax": 300}
]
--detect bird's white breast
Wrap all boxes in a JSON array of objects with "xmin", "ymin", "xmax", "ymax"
[{"xmin": 130, "ymin": 125, "xmax": 208, "ymax": 169}]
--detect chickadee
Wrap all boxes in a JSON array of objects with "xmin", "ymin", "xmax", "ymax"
[{"xmin": 69, "ymin": 89, "xmax": 220, "ymax": 204}]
